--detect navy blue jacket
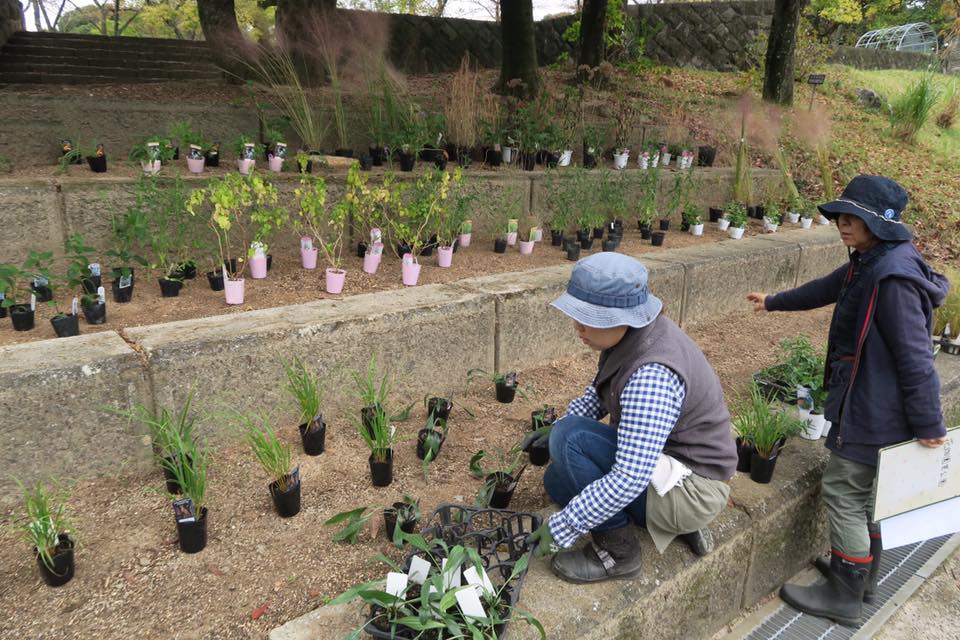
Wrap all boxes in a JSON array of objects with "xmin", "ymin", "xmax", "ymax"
[{"xmin": 766, "ymin": 241, "xmax": 948, "ymax": 450}]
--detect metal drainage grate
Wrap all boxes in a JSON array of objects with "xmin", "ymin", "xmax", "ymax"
[{"xmin": 744, "ymin": 534, "xmax": 954, "ymax": 640}]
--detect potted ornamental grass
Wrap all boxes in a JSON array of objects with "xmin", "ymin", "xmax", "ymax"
[
  {"xmin": 470, "ymin": 446, "xmax": 526, "ymax": 509},
  {"xmin": 733, "ymin": 384, "xmax": 804, "ymax": 483},
  {"xmin": 187, "ymin": 172, "xmax": 283, "ymax": 305},
  {"xmin": 294, "ymin": 171, "xmax": 348, "ymax": 294},
  {"xmin": 283, "ymin": 355, "xmax": 328, "ymax": 456},
  {"xmin": 16, "ymin": 479, "xmax": 75, "ymax": 587},
  {"xmin": 0, "ymin": 253, "xmax": 55, "ymax": 332},
  {"xmin": 160, "ymin": 429, "xmax": 210, "ymax": 553},
  {"xmin": 238, "ymin": 412, "xmax": 301, "ymax": 518},
  {"xmin": 355, "ymin": 403, "xmax": 396, "ymax": 488},
  {"xmin": 723, "ymin": 202, "xmax": 748, "ymax": 239}
]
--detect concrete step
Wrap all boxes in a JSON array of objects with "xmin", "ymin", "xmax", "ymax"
[
  {"xmin": 2, "ymin": 46, "xmax": 214, "ymax": 64},
  {"xmin": 0, "ymin": 69, "xmax": 222, "ymax": 84},
  {"xmin": 0, "ymin": 58, "xmax": 222, "ymax": 75},
  {"xmin": 4, "ymin": 31, "xmax": 210, "ymax": 52}
]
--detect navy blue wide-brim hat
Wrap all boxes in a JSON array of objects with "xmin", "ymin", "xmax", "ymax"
[{"xmin": 817, "ymin": 175, "xmax": 913, "ymax": 242}]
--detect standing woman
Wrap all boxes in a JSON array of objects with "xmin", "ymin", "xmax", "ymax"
[{"xmin": 746, "ymin": 175, "xmax": 948, "ymax": 626}]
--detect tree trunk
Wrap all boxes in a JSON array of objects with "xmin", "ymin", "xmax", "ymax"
[
  {"xmin": 197, "ymin": 0, "xmax": 249, "ymax": 79},
  {"xmin": 499, "ymin": 0, "xmax": 538, "ymax": 97},
  {"xmin": 762, "ymin": 0, "xmax": 807, "ymax": 105},
  {"xmin": 578, "ymin": 0, "xmax": 608, "ymax": 69}
]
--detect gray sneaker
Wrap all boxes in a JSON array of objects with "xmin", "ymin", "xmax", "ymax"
[{"xmin": 679, "ymin": 527, "xmax": 715, "ymax": 556}]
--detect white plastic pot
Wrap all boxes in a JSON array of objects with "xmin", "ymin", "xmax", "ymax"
[
  {"xmin": 691, "ymin": 223, "xmax": 704, "ymax": 236},
  {"xmin": 818, "ymin": 215, "xmax": 830, "ymax": 225},
  {"xmin": 613, "ymin": 151, "xmax": 630, "ymax": 170},
  {"xmin": 801, "ymin": 217, "xmax": 813, "ymax": 229},
  {"xmin": 558, "ymin": 150, "xmax": 573, "ymax": 167},
  {"xmin": 717, "ymin": 218, "xmax": 731, "ymax": 231},
  {"xmin": 141, "ymin": 160, "xmax": 162, "ymax": 175},
  {"xmin": 787, "ymin": 212, "xmax": 800, "ymax": 224},
  {"xmin": 728, "ymin": 226, "xmax": 745, "ymax": 240}
]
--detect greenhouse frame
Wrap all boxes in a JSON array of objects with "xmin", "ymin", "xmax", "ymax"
[{"xmin": 855, "ymin": 23, "xmax": 939, "ymax": 55}]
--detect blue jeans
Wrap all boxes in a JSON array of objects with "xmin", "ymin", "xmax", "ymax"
[{"xmin": 544, "ymin": 414, "xmax": 647, "ymax": 532}]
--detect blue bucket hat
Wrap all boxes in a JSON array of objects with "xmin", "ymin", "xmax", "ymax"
[
  {"xmin": 550, "ymin": 253, "xmax": 662, "ymax": 329},
  {"xmin": 817, "ymin": 175, "xmax": 913, "ymax": 242}
]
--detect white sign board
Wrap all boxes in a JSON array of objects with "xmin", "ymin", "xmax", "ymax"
[{"xmin": 874, "ymin": 426, "xmax": 959, "ymax": 522}]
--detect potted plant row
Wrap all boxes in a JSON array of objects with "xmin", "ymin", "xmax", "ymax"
[{"xmin": 733, "ymin": 383, "xmax": 805, "ymax": 483}]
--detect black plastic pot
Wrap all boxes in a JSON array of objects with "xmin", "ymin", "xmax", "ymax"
[
  {"xmin": 175, "ymin": 262, "xmax": 197, "ymax": 280},
  {"xmin": 82, "ymin": 301, "xmax": 106, "ymax": 325},
  {"xmin": 709, "ymin": 207, "xmax": 723, "ymax": 223},
  {"xmin": 416, "ymin": 428, "xmax": 445, "ymax": 461},
  {"xmin": 398, "ymin": 152, "xmax": 416, "ymax": 172},
  {"xmin": 495, "ymin": 380, "xmax": 517, "ymax": 403},
  {"xmin": 580, "ymin": 237, "xmax": 594, "ymax": 250},
  {"xmin": 659, "ymin": 219, "xmax": 670, "ymax": 231},
  {"xmin": 10, "ymin": 305, "xmax": 34, "ymax": 331},
  {"xmin": 396, "ymin": 241, "xmax": 413, "ymax": 258},
  {"xmin": 356, "ymin": 242, "xmax": 368, "ymax": 259},
  {"xmin": 545, "ymin": 152, "xmax": 559, "ymax": 169},
  {"xmin": 270, "ymin": 478, "xmax": 302, "ymax": 518},
  {"xmin": 531, "ymin": 408, "xmax": 557, "ymax": 430},
  {"xmin": 267, "ymin": 254, "xmax": 273, "ymax": 271},
  {"xmin": 86, "ymin": 155, "xmax": 107, "ymax": 173},
  {"xmin": 551, "ymin": 230, "xmax": 564, "ymax": 246},
  {"xmin": 521, "ymin": 152, "xmax": 535, "ymax": 171},
  {"xmin": 486, "ymin": 148, "xmax": 503, "ymax": 167},
  {"xmin": 747, "ymin": 206, "xmax": 759, "ymax": 220},
  {"xmin": 427, "ymin": 397, "xmax": 452, "ymax": 422},
  {"xmin": 564, "ymin": 237, "xmax": 578, "ymax": 251},
  {"xmin": 0, "ymin": 305, "xmax": 6, "ymax": 319},
  {"xmin": 158, "ymin": 278, "xmax": 183, "ymax": 298},
  {"xmin": 566, "ymin": 245, "xmax": 581, "ymax": 261},
  {"xmin": 383, "ymin": 502, "xmax": 418, "ymax": 541},
  {"xmin": 32, "ymin": 284, "xmax": 53, "ymax": 303},
  {"xmin": 583, "ymin": 151, "xmax": 597, "ymax": 169},
  {"xmin": 602, "ymin": 239, "xmax": 617, "ymax": 252},
  {"xmin": 334, "ymin": 148, "xmax": 354, "ymax": 158},
  {"xmin": 434, "ymin": 156, "xmax": 448, "ymax": 170},
  {"xmin": 370, "ymin": 145, "xmax": 386, "ymax": 166},
  {"xmin": 36, "ymin": 534, "xmax": 75, "ymax": 587},
  {"xmin": 112, "ymin": 279, "xmax": 133, "ymax": 303},
  {"xmin": 697, "ymin": 145, "xmax": 716, "ymax": 167},
  {"xmin": 299, "ymin": 417, "xmax": 326, "ymax": 456},
  {"xmin": 81, "ymin": 274, "xmax": 102, "ymax": 294},
  {"xmin": 755, "ymin": 206, "xmax": 766, "ymax": 220},
  {"xmin": 298, "ymin": 159, "xmax": 313, "ymax": 174},
  {"xmin": 369, "ymin": 450, "xmax": 394, "ymax": 487},
  {"xmin": 494, "ymin": 238, "xmax": 507, "ymax": 254},
  {"xmin": 204, "ymin": 151, "xmax": 220, "ymax": 167},
  {"xmin": 359, "ymin": 154, "xmax": 373, "ymax": 171},
  {"xmin": 592, "ymin": 227, "xmax": 604, "ymax": 239},
  {"xmin": 50, "ymin": 314, "xmax": 79, "ymax": 337},
  {"xmin": 680, "ymin": 221, "xmax": 690, "ymax": 232},
  {"xmin": 206, "ymin": 271, "xmax": 225, "ymax": 292},
  {"xmin": 420, "ymin": 234, "xmax": 437, "ymax": 257},
  {"xmin": 487, "ymin": 473, "xmax": 516, "ymax": 509},
  {"xmin": 176, "ymin": 507, "xmax": 208, "ymax": 553},
  {"xmin": 750, "ymin": 451, "xmax": 779, "ymax": 484},
  {"xmin": 651, "ymin": 231, "xmax": 666, "ymax": 247},
  {"xmin": 528, "ymin": 441, "xmax": 550, "ymax": 466},
  {"xmin": 735, "ymin": 438, "xmax": 754, "ymax": 473}
]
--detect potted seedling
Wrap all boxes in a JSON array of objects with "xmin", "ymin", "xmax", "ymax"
[
  {"xmin": 799, "ymin": 198, "xmax": 815, "ymax": 229},
  {"xmin": 15, "ymin": 479, "xmax": 75, "ymax": 587},
  {"xmin": 763, "ymin": 202, "xmax": 782, "ymax": 233},
  {"xmin": 738, "ymin": 384, "xmax": 804, "ymax": 484},
  {"xmin": 724, "ymin": 202, "xmax": 748, "ymax": 239},
  {"xmin": 433, "ymin": 169, "xmax": 467, "ymax": 268},
  {"xmin": 391, "ymin": 170, "xmax": 451, "ymax": 286},
  {"xmin": 63, "ymin": 233, "xmax": 105, "ymax": 328},
  {"xmin": 294, "ymin": 171, "xmax": 347, "ymax": 294},
  {"xmin": 612, "ymin": 98, "xmax": 635, "ymax": 170},
  {"xmin": 84, "ymin": 143, "xmax": 107, "ymax": 173},
  {"xmin": 467, "ymin": 369, "xmax": 523, "ymax": 404},
  {"xmin": 187, "ymin": 172, "xmax": 283, "ymax": 305},
  {"xmin": 106, "ymin": 201, "xmax": 149, "ymax": 304},
  {"xmin": 161, "ymin": 429, "xmax": 210, "ymax": 554},
  {"xmin": 471, "ymin": 446, "xmax": 526, "ymax": 509},
  {"xmin": 383, "ymin": 495, "xmax": 421, "ymax": 544},
  {"xmin": 129, "ymin": 137, "xmax": 172, "ymax": 175},
  {"xmin": 356, "ymin": 403, "xmax": 395, "ymax": 487},
  {"xmin": 283, "ymin": 356, "xmax": 327, "ymax": 456},
  {"xmin": 523, "ymin": 424, "xmax": 552, "ymax": 467},
  {"xmin": 683, "ymin": 205, "xmax": 704, "ymax": 236},
  {"xmin": 518, "ymin": 218, "xmax": 538, "ymax": 256},
  {"xmin": 238, "ymin": 413, "xmax": 301, "ymax": 518},
  {"xmin": 582, "ymin": 123, "xmax": 607, "ymax": 170},
  {"xmin": 168, "ymin": 121, "xmax": 207, "ymax": 174},
  {"xmin": 417, "ymin": 415, "xmax": 449, "ymax": 481},
  {"xmin": 0, "ymin": 255, "xmax": 50, "ymax": 332},
  {"xmin": 232, "ymin": 133, "xmax": 261, "ymax": 175}
]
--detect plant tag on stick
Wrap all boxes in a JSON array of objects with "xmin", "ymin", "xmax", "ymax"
[
  {"xmin": 385, "ymin": 572, "xmax": 408, "ymax": 598},
  {"xmin": 146, "ymin": 142, "xmax": 160, "ymax": 161},
  {"xmin": 504, "ymin": 372, "xmax": 518, "ymax": 387},
  {"xmin": 118, "ymin": 275, "xmax": 132, "ymax": 289},
  {"xmin": 71, "ymin": 297, "xmax": 78, "ymax": 316},
  {"xmin": 462, "ymin": 566, "xmax": 495, "ymax": 597},
  {"xmin": 507, "ymin": 219, "xmax": 518, "ymax": 233},
  {"xmin": 30, "ymin": 293, "xmax": 36, "ymax": 311},
  {"xmin": 33, "ymin": 276, "xmax": 49, "ymax": 288},
  {"xmin": 455, "ymin": 586, "xmax": 487, "ymax": 619},
  {"xmin": 274, "ymin": 143, "xmax": 287, "ymax": 159},
  {"xmin": 370, "ymin": 228, "xmax": 382, "ymax": 244},
  {"xmin": 407, "ymin": 556, "xmax": 431, "ymax": 585},
  {"xmin": 88, "ymin": 262, "xmax": 101, "ymax": 276},
  {"xmin": 172, "ymin": 498, "xmax": 196, "ymax": 523},
  {"xmin": 287, "ymin": 466, "xmax": 301, "ymax": 489},
  {"xmin": 243, "ymin": 143, "xmax": 256, "ymax": 160},
  {"xmin": 371, "ymin": 241, "xmax": 383, "ymax": 257},
  {"xmin": 301, "ymin": 236, "xmax": 313, "ymax": 251},
  {"xmin": 97, "ymin": 286, "xmax": 105, "ymax": 304}
]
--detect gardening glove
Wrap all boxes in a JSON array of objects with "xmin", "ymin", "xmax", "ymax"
[
  {"xmin": 527, "ymin": 521, "xmax": 559, "ymax": 559},
  {"xmin": 520, "ymin": 425, "xmax": 552, "ymax": 453}
]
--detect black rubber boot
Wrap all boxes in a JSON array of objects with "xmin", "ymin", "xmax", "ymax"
[
  {"xmin": 679, "ymin": 527, "xmax": 715, "ymax": 556},
  {"xmin": 781, "ymin": 552, "xmax": 870, "ymax": 626},
  {"xmin": 551, "ymin": 526, "xmax": 642, "ymax": 584},
  {"xmin": 813, "ymin": 535, "xmax": 882, "ymax": 603}
]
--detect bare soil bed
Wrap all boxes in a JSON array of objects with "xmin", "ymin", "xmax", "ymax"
[
  {"xmin": 0, "ymin": 221, "xmax": 772, "ymax": 347},
  {"xmin": 0, "ymin": 306, "xmax": 832, "ymax": 640}
]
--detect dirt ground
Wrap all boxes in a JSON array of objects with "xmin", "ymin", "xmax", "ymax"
[
  {"xmin": 0, "ymin": 305, "xmax": 832, "ymax": 640},
  {"xmin": 0, "ymin": 220, "xmax": 776, "ymax": 348}
]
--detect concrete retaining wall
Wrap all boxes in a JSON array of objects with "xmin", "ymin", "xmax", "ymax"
[
  {"xmin": 829, "ymin": 45, "xmax": 938, "ymax": 71},
  {"xmin": 0, "ymin": 167, "xmax": 781, "ymax": 263},
  {"xmin": 1, "ymin": 225, "xmax": 853, "ymax": 495}
]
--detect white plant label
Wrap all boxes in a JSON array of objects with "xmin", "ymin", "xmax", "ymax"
[
  {"xmin": 274, "ymin": 143, "xmax": 287, "ymax": 159},
  {"xmin": 402, "ymin": 253, "xmax": 414, "ymax": 266},
  {"xmin": 71, "ymin": 297, "xmax": 79, "ymax": 316},
  {"xmin": 300, "ymin": 236, "xmax": 313, "ymax": 251},
  {"xmin": 118, "ymin": 275, "xmax": 132, "ymax": 289},
  {"xmin": 370, "ymin": 228, "xmax": 382, "ymax": 244},
  {"xmin": 33, "ymin": 276, "xmax": 48, "ymax": 287},
  {"xmin": 371, "ymin": 241, "xmax": 383, "ymax": 257},
  {"xmin": 189, "ymin": 144, "xmax": 203, "ymax": 160},
  {"xmin": 407, "ymin": 556, "xmax": 431, "ymax": 585},
  {"xmin": 385, "ymin": 572, "xmax": 409, "ymax": 598},
  {"xmin": 97, "ymin": 286, "xmax": 106, "ymax": 304},
  {"xmin": 251, "ymin": 242, "xmax": 266, "ymax": 258},
  {"xmin": 147, "ymin": 142, "xmax": 160, "ymax": 161},
  {"xmin": 455, "ymin": 586, "xmax": 487, "ymax": 619},
  {"xmin": 243, "ymin": 142, "xmax": 256, "ymax": 160},
  {"xmin": 441, "ymin": 559, "xmax": 460, "ymax": 591},
  {"xmin": 30, "ymin": 293, "xmax": 36, "ymax": 311},
  {"xmin": 88, "ymin": 262, "xmax": 101, "ymax": 276},
  {"xmin": 463, "ymin": 566, "xmax": 495, "ymax": 597}
]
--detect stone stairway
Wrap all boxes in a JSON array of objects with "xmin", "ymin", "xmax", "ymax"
[{"xmin": 0, "ymin": 31, "xmax": 224, "ymax": 84}]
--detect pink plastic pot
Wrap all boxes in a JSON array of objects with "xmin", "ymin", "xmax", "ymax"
[
  {"xmin": 325, "ymin": 268, "xmax": 346, "ymax": 294},
  {"xmin": 437, "ymin": 246, "xmax": 453, "ymax": 268},
  {"xmin": 224, "ymin": 278, "xmax": 245, "ymax": 305},
  {"xmin": 186, "ymin": 158, "xmax": 205, "ymax": 174},
  {"xmin": 249, "ymin": 255, "xmax": 268, "ymax": 279},
  {"xmin": 518, "ymin": 240, "xmax": 534, "ymax": 255},
  {"xmin": 237, "ymin": 159, "xmax": 255, "ymax": 175},
  {"xmin": 269, "ymin": 156, "xmax": 283, "ymax": 172},
  {"xmin": 301, "ymin": 247, "xmax": 318, "ymax": 270},
  {"xmin": 458, "ymin": 233, "xmax": 472, "ymax": 248},
  {"xmin": 402, "ymin": 261, "xmax": 421, "ymax": 286},
  {"xmin": 141, "ymin": 160, "xmax": 161, "ymax": 175},
  {"xmin": 506, "ymin": 232, "xmax": 518, "ymax": 246},
  {"xmin": 362, "ymin": 253, "xmax": 380, "ymax": 274}
]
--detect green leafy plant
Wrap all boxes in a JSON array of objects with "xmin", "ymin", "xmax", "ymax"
[
  {"xmin": 735, "ymin": 384, "xmax": 805, "ymax": 459},
  {"xmin": 765, "ymin": 201, "xmax": 782, "ymax": 225},
  {"xmin": 682, "ymin": 204, "xmax": 703, "ymax": 226},
  {"xmin": 129, "ymin": 136, "xmax": 174, "ymax": 163},
  {"xmin": 890, "ymin": 73, "xmax": 941, "ymax": 143},
  {"xmin": 324, "ymin": 506, "xmax": 375, "ymax": 544},
  {"xmin": 63, "ymin": 233, "xmax": 99, "ymax": 304},
  {"xmin": 167, "ymin": 120, "xmax": 207, "ymax": 152},
  {"xmin": 599, "ymin": 168, "xmax": 629, "ymax": 224},
  {"xmin": 293, "ymin": 171, "xmax": 347, "ymax": 270},
  {"xmin": 106, "ymin": 197, "xmax": 149, "ymax": 278},
  {"xmin": 470, "ymin": 445, "xmax": 526, "ymax": 507},
  {"xmin": 723, "ymin": 201, "xmax": 748, "ymax": 229},
  {"xmin": 231, "ymin": 133, "xmax": 264, "ymax": 160},
  {"xmin": 15, "ymin": 478, "xmax": 72, "ymax": 573},
  {"xmin": 0, "ymin": 251, "xmax": 55, "ymax": 309},
  {"xmin": 237, "ymin": 412, "xmax": 295, "ymax": 491},
  {"xmin": 543, "ymin": 168, "xmax": 580, "ymax": 232},
  {"xmin": 132, "ymin": 175, "xmax": 194, "ymax": 281},
  {"xmin": 583, "ymin": 123, "xmax": 609, "ymax": 156},
  {"xmin": 435, "ymin": 169, "xmax": 471, "ymax": 248},
  {"xmin": 637, "ymin": 161, "xmax": 661, "ymax": 226},
  {"xmin": 419, "ymin": 415, "xmax": 450, "ymax": 481},
  {"xmin": 390, "ymin": 169, "xmax": 451, "ymax": 259}
]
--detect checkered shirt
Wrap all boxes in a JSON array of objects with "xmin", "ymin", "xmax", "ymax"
[{"xmin": 549, "ymin": 363, "xmax": 686, "ymax": 549}]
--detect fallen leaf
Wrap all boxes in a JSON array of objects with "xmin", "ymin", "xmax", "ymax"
[{"xmin": 251, "ymin": 604, "xmax": 269, "ymax": 620}]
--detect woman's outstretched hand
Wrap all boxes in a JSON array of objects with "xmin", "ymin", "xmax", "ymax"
[{"xmin": 746, "ymin": 292, "xmax": 768, "ymax": 312}]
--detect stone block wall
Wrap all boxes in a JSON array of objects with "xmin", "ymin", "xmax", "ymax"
[
  {"xmin": 0, "ymin": 0, "xmax": 22, "ymax": 50},
  {"xmin": 630, "ymin": 0, "xmax": 774, "ymax": 72}
]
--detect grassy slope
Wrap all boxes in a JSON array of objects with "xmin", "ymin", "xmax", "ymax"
[{"xmin": 591, "ymin": 63, "xmax": 960, "ymax": 262}]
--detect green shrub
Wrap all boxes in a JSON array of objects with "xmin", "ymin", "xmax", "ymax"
[{"xmin": 889, "ymin": 74, "xmax": 941, "ymax": 143}]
